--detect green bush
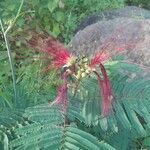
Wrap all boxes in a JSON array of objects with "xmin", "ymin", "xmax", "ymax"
[
  {"xmin": 0, "ymin": 0, "xmax": 124, "ymax": 44},
  {"xmin": 125, "ymin": 0, "xmax": 150, "ymax": 9},
  {"xmin": 10, "ymin": 60, "xmax": 150, "ymax": 150},
  {"xmin": 4, "ymin": 1, "xmax": 150, "ymax": 150},
  {"xmin": 0, "ymin": 0, "xmax": 125, "ymax": 109}
]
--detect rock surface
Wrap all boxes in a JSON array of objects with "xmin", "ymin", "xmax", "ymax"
[
  {"xmin": 69, "ymin": 7, "xmax": 150, "ymax": 67},
  {"xmin": 75, "ymin": 6, "xmax": 150, "ymax": 33}
]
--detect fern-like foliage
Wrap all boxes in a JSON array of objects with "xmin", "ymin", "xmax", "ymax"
[
  {"xmin": 0, "ymin": 85, "xmax": 34, "ymax": 130},
  {"xmin": 0, "ymin": 109, "xmax": 24, "ymax": 128},
  {"xmin": 67, "ymin": 61, "xmax": 150, "ymax": 149},
  {"xmin": 11, "ymin": 104, "xmax": 114, "ymax": 150},
  {"xmin": 0, "ymin": 108, "xmax": 25, "ymax": 150},
  {"xmin": 0, "ymin": 84, "xmax": 40, "ymax": 150},
  {"xmin": 11, "ymin": 60, "xmax": 150, "ymax": 150}
]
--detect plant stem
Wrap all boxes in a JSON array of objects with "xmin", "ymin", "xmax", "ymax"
[
  {"xmin": 0, "ymin": 0, "xmax": 24, "ymax": 105},
  {"xmin": 5, "ymin": 0, "xmax": 24, "ymax": 34},
  {"xmin": 0, "ymin": 20, "xmax": 17, "ymax": 104}
]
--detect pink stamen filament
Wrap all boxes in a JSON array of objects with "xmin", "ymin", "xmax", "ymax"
[{"xmin": 94, "ymin": 63, "xmax": 112, "ymax": 116}]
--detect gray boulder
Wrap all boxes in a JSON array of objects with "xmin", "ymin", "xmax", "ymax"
[
  {"xmin": 69, "ymin": 18, "xmax": 150, "ymax": 66},
  {"xmin": 75, "ymin": 6, "xmax": 150, "ymax": 33}
]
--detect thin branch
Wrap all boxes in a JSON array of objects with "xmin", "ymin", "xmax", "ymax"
[
  {"xmin": 5, "ymin": 0, "xmax": 24, "ymax": 34},
  {"xmin": 0, "ymin": 0, "xmax": 24, "ymax": 105},
  {"xmin": 0, "ymin": 19, "xmax": 17, "ymax": 104}
]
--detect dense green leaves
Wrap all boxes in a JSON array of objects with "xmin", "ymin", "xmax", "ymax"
[
  {"xmin": 1, "ymin": 0, "xmax": 150, "ymax": 149},
  {"xmin": 0, "ymin": 131, "xmax": 9, "ymax": 150},
  {"xmin": 10, "ymin": 61, "xmax": 150, "ymax": 150},
  {"xmin": 0, "ymin": 0, "xmax": 124, "ymax": 44},
  {"xmin": 10, "ymin": 104, "xmax": 115, "ymax": 150},
  {"xmin": 125, "ymin": 0, "xmax": 150, "ymax": 9}
]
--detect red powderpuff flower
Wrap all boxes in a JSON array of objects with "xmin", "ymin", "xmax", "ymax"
[
  {"xmin": 49, "ymin": 72, "xmax": 68, "ymax": 112},
  {"xmin": 93, "ymin": 63, "xmax": 113, "ymax": 116},
  {"xmin": 28, "ymin": 35, "xmax": 73, "ymax": 69},
  {"xmin": 89, "ymin": 52, "xmax": 113, "ymax": 116},
  {"xmin": 41, "ymin": 37, "xmax": 72, "ymax": 69},
  {"xmin": 89, "ymin": 52, "xmax": 109, "ymax": 68},
  {"xmin": 29, "ymin": 34, "xmax": 112, "ymax": 115}
]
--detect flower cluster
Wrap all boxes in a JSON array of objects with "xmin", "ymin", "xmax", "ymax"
[{"xmin": 30, "ymin": 35, "xmax": 113, "ymax": 116}]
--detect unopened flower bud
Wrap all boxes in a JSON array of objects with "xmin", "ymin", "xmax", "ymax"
[
  {"xmin": 85, "ymin": 69, "xmax": 90, "ymax": 74},
  {"xmin": 76, "ymin": 74, "xmax": 81, "ymax": 79},
  {"xmin": 84, "ymin": 64, "xmax": 89, "ymax": 68},
  {"xmin": 82, "ymin": 58, "xmax": 88, "ymax": 63},
  {"xmin": 80, "ymin": 68, "xmax": 85, "ymax": 72},
  {"xmin": 81, "ymin": 72, "xmax": 86, "ymax": 78}
]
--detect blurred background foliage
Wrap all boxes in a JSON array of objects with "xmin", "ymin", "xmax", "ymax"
[
  {"xmin": 0, "ymin": 0, "xmax": 125, "ymax": 43},
  {"xmin": 0, "ymin": 0, "xmax": 149, "ymax": 110},
  {"xmin": 0, "ymin": 0, "xmax": 125, "ymax": 108},
  {"xmin": 125, "ymin": 0, "xmax": 150, "ymax": 9},
  {"xmin": 0, "ymin": 0, "xmax": 150, "ymax": 149}
]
